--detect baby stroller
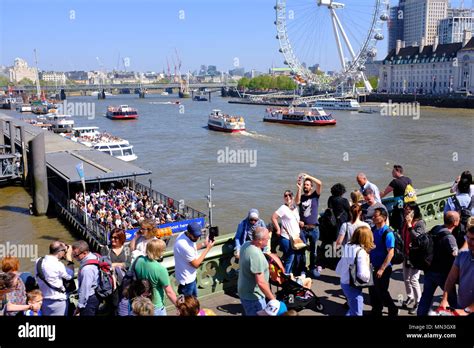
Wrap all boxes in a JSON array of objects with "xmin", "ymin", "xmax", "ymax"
[{"xmin": 265, "ymin": 253, "xmax": 324, "ymax": 313}]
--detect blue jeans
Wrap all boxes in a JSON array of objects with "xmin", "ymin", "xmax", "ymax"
[
  {"xmin": 279, "ymin": 237, "xmax": 295, "ymax": 274},
  {"xmin": 417, "ymin": 271, "xmax": 458, "ymax": 316},
  {"xmin": 303, "ymin": 226, "xmax": 320, "ymax": 269},
  {"xmin": 341, "ymin": 283, "xmax": 364, "ymax": 316},
  {"xmin": 178, "ymin": 280, "xmax": 198, "ymax": 297},
  {"xmin": 240, "ymin": 297, "xmax": 266, "ymax": 316}
]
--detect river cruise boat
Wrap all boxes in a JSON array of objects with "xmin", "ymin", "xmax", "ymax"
[
  {"xmin": 45, "ymin": 114, "xmax": 74, "ymax": 133},
  {"xmin": 207, "ymin": 109, "xmax": 246, "ymax": 133},
  {"xmin": 69, "ymin": 126, "xmax": 137, "ymax": 162},
  {"xmin": 106, "ymin": 105, "xmax": 138, "ymax": 120},
  {"xmin": 313, "ymin": 98, "xmax": 360, "ymax": 110},
  {"xmin": 16, "ymin": 104, "xmax": 32, "ymax": 112},
  {"xmin": 264, "ymin": 107, "xmax": 336, "ymax": 126}
]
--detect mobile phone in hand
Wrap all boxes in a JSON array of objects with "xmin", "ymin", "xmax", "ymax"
[{"xmin": 208, "ymin": 226, "xmax": 219, "ymax": 242}]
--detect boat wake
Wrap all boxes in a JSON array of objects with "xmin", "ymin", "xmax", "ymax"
[{"xmin": 240, "ymin": 131, "xmax": 275, "ymax": 141}]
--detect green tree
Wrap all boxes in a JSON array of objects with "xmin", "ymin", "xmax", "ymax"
[
  {"xmin": 0, "ymin": 76, "xmax": 11, "ymax": 87},
  {"xmin": 18, "ymin": 78, "xmax": 34, "ymax": 85},
  {"xmin": 237, "ymin": 77, "xmax": 250, "ymax": 89},
  {"xmin": 355, "ymin": 77, "xmax": 378, "ymax": 90}
]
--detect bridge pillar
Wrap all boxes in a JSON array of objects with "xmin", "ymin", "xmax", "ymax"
[
  {"xmin": 29, "ymin": 132, "xmax": 48, "ymax": 215},
  {"xmin": 60, "ymin": 89, "xmax": 66, "ymax": 100},
  {"xmin": 17, "ymin": 126, "xmax": 28, "ymax": 182},
  {"xmin": 138, "ymin": 89, "xmax": 145, "ymax": 98},
  {"xmin": 98, "ymin": 89, "xmax": 106, "ymax": 99},
  {"xmin": 0, "ymin": 119, "xmax": 4, "ymax": 148}
]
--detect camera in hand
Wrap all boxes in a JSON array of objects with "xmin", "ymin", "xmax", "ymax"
[{"xmin": 208, "ymin": 226, "xmax": 219, "ymax": 242}]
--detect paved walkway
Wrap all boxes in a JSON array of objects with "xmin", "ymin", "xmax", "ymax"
[{"xmin": 199, "ymin": 265, "xmax": 444, "ymax": 316}]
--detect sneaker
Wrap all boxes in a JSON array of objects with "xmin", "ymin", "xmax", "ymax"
[
  {"xmin": 402, "ymin": 298, "xmax": 415, "ymax": 309},
  {"xmin": 388, "ymin": 308, "xmax": 399, "ymax": 317},
  {"xmin": 310, "ymin": 268, "xmax": 321, "ymax": 278},
  {"xmin": 408, "ymin": 304, "xmax": 419, "ymax": 315}
]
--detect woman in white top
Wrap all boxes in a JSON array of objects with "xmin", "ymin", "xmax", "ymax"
[
  {"xmin": 272, "ymin": 190, "xmax": 302, "ymax": 275},
  {"xmin": 336, "ymin": 226, "xmax": 375, "ymax": 316},
  {"xmin": 336, "ymin": 204, "xmax": 370, "ymax": 248},
  {"xmin": 129, "ymin": 219, "xmax": 158, "ymax": 263}
]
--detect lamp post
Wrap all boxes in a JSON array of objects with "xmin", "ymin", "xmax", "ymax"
[{"xmin": 148, "ymin": 178, "xmax": 152, "ymax": 194}]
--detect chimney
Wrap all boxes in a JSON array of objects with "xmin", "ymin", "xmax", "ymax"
[
  {"xmin": 396, "ymin": 40, "xmax": 402, "ymax": 55},
  {"xmin": 463, "ymin": 30, "xmax": 472, "ymax": 47},
  {"xmin": 419, "ymin": 37, "xmax": 425, "ymax": 54},
  {"xmin": 401, "ymin": 41, "xmax": 406, "ymax": 48},
  {"xmin": 433, "ymin": 36, "xmax": 439, "ymax": 52}
]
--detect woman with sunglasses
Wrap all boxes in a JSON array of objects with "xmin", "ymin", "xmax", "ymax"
[{"xmin": 272, "ymin": 190, "xmax": 304, "ymax": 275}]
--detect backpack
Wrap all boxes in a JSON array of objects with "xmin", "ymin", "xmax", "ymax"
[
  {"xmin": 319, "ymin": 208, "xmax": 340, "ymax": 242},
  {"xmin": 80, "ymin": 253, "xmax": 115, "ymax": 299},
  {"xmin": 404, "ymin": 184, "xmax": 417, "ymax": 203},
  {"xmin": 409, "ymin": 227, "xmax": 450, "ymax": 271},
  {"xmin": 382, "ymin": 228, "xmax": 404, "ymax": 265},
  {"xmin": 451, "ymin": 195, "xmax": 473, "ymax": 234},
  {"xmin": 121, "ymin": 255, "xmax": 143, "ymax": 291}
]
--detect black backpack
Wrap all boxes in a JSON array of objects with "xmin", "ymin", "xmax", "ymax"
[
  {"xmin": 382, "ymin": 228, "xmax": 404, "ymax": 265},
  {"xmin": 318, "ymin": 208, "xmax": 338, "ymax": 242},
  {"xmin": 409, "ymin": 227, "xmax": 450, "ymax": 271},
  {"xmin": 79, "ymin": 253, "xmax": 115, "ymax": 299},
  {"xmin": 451, "ymin": 195, "xmax": 473, "ymax": 233}
]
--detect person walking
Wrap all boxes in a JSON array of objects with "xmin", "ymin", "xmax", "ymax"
[
  {"xmin": 134, "ymin": 239, "xmax": 177, "ymax": 315},
  {"xmin": 72, "ymin": 240, "xmax": 100, "ymax": 316},
  {"xmin": 237, "ymin": 227, "xmax": 275, "ymax": 316},
  {"xmin": 336, "ymin": 226, "xmax": 375, "ymax": 316},
  {"xmin": 417, "ymin": 211, "xmax": 460, "ymax": 316},
  {"xmin": 400, "ymin": 203, "xmax": 425, "ymax": 314},
  {"xmin": 369, "ymin": 208, "xmax": 398, "ymax": 316}
]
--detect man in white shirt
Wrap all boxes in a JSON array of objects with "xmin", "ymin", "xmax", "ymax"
[
  {"xmin": 173, "ymin": 222, "xmax": 215, "ymax": 297},
  {"xmin": 36, "ymin": 241, "xmax": 74, "ymax": 316},
  {"xmin": 357, "ymin": 173, "xmax": 382, "ymax": 204}
]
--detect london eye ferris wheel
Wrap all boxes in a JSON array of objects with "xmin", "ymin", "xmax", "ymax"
[{"xmin": 275, "ymin": 0, "xmax": 390, "ymax": 92}]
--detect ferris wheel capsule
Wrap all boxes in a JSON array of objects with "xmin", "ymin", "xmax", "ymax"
[
  {"xmin": 380, "ymin": 13, "xmax": 389, "ymax": 21},
  {"xmin": 374, "ymin": 33, "xmax": 384, "ymax": 40}
]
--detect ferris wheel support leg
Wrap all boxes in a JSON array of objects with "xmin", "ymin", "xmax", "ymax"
[
  {"xmin": 332, "ymin": 8, "xmax": 356, "ymax": 59},
  {"xmin": 330, "ymin": 9, "xmax": 346, "ymax": 71},
  {"xmin": 361, "ymin": 72, "xmax": 373, "ymax": 93}
]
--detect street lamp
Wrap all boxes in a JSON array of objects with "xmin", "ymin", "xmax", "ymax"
[{"xmin": 148, "ymin": 178, "xmax": 152, "ymax": 194}]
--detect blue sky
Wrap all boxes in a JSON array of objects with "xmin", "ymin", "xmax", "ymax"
[{"xmin": 0, "ymin": 0, "xmax": 470, "ymax": 73}]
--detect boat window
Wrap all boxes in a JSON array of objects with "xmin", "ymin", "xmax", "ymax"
[
  {"xmin": 99, "ymin": 146, "xmax": 109, "ymax": 150},
  {"xmin": 111, "ymin": 150, "xmax": 122, "ymax": 157},
  {"xmin": 109, "ymin": 145, "xmax": 120, "ymax": 149},
  {"xmin": 122, "ymin": 148, "xmax": 133, "ymax": 156}
]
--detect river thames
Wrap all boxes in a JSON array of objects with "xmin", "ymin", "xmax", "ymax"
[{"xmin": 0, "ymin": 95, "xmax": 472, "ymax": 271}]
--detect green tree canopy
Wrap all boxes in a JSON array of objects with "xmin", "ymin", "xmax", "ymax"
[{"xmin": 239, "ymin": 75, "xmax": 296, "ymax": 91}]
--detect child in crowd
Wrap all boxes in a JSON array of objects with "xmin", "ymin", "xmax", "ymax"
[
  {"xmin": 24, "ymin": 289, "xmax": 43, "ymax": 316},
  {"xmin": 176, "ymin": 295, "xmax": 216, "ymax": 316},
  {"xmin": 131, "ymin": 297, "xmax": 154, "ymax": 316}
]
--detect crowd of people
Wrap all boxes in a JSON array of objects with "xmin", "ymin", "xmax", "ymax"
[
  {"xmin": 0, "ymin": 167, "xmax": 473, "ymax": 317},
  {"xmin": 70, "ymin": 185, "xmax": 185, "ymax": 231}
]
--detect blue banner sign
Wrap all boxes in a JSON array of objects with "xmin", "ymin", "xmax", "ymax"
[{"xmin": 125, "ymin": 217, "xmax": 206, "ymax": 241}]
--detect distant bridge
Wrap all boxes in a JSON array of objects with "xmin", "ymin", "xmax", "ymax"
[{"xmin": 5, "ymin": 82, "xmax": 237, "ymax": 93}]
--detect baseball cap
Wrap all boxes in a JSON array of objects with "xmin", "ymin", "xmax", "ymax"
[
  {"xmin": 257, "ymin": 300, "xmax": 288, "ymax": 316},
  {"xmin": 187, "ymin": 222, "xmax": 202, "ymax": 238},
  {"xmin": 248, "ymin": 208, "xmax": 259, "ymax": 220}
]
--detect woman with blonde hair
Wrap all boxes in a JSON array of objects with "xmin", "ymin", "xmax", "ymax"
[
  {"xmin": 336, "ymin": 226, "xmax": 375, "ymax": 316},
  {"xmin": 134, "ymin": 239, "xmax": 177, "ymax": 315},
  {"xmin": 129, "ymin": 218, "xmax": 157, "ymax": 262},
  {"xmin": 131, "ymin": 296, "xmax": 154, "ymax": 316}
]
